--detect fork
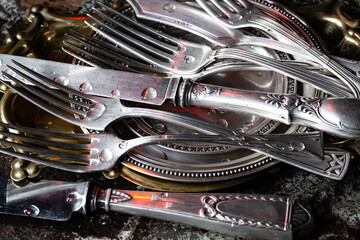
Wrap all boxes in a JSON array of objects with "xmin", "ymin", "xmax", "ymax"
[
  {"xmin": 195, "ymin": 0, "xmax": 360, "ymax": 97},
  {"xmin": 80, "ymin": 4, "xmax": 352, "ymax": 97},
  {"xmin": 0, "ymin": 60, "xmax": 232, "ymax": 135},
  {"xmin": 0, "ymin": 122, "xmax": 350, "ymax": 179},
  {"xmin": 63, "ymin": 29, "xmax": 338, "ymax": 81},
  {"xmin": 0, "ymin": 60, "xmax": 353, "ymax": 179},
  {"xmin": 3, "ymin": 59, "xmax": 360, "ymax": 139},
  {"xmin": 5, "ymin": 58, "xmax": 360, "ymax": 140}
]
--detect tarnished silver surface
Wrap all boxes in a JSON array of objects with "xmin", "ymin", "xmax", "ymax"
[
  {"xmin": 195, "ymin": 0, "xmax": 360, "ymax": 97},
  {"xmin": 81, "ymin": 4, "xmax": 351, "ymax": 97},
  {"xmin": 63, "ymin": 2, "xmax": 324, "ymax": 182},
  {"xmin": 128, "ymin": 0, "xmax": 360, "ymax": 78},
  {"xmin": 1, "ymin": 55, "xmax": 360, "ymax": 138},
  {"xmin": 0, "ymin": 1, "xmax": 359, "ymax": 240},
  {"xmin": 0, "ymin": 121, "xmax": 350, "ymax": 179},
  {"xmin": 0, "ymin": 176, "xmax": 314, "ymax": 239}
]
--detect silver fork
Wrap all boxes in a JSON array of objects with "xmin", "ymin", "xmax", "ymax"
[
  {"xmin": 0, "ymin": 122, "xmax": 350, "ymax": 180},
  {"xmin": 0, "ymin": 60, "xmax": 352, "ymax": 179},
  {"xmin": 0, "ymin": 60, "xmax": 230, "ymax": 135},
  {"xmin": 195, "ymin": 0, "xmax": 360, "ymax": 97},
  {"xmin": 81, "ymin": 4, "xmax": 352, "ymax": 97},
  {"xmin": 4, "ymin": 59, "xmax": 360, "ymax": 139},
  {"xmin": 63, "ymin": 29, "xmax": 336, "ymax": 80},
  {"xmin": 63, "ymin": 28, "xmax": 168, "ymax": 74}
]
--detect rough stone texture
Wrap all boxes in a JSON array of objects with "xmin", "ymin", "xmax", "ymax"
[{"xmin": 0, "ymin": 0, "xmax": 359, "ymax": 239}]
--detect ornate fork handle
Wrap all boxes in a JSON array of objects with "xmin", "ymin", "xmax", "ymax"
[
  {"xmin": 177, "ymin": 80, "xmax": 360, "ymax": 139},
  {"xmin": 248, "ymin": 15, "xmax": 360, "ymax": 97},
  {"xmin": 121, "ymin": 133, "xmax": 349, "ymax": 180},
  {"xmin": 0, "ymin": 119, "xmax": 349, "ymax": 179}
]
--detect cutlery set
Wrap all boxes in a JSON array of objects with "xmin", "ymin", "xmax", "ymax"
[{"xmin": 0, "ymin": 0, "xmax": 359, "ymax": 238}]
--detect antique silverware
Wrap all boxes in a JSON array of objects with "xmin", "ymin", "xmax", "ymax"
[
  {"xmin": 195, "ymin": 0, "xmax": 360, "ymax": 97},
  {"xmin": 127, "ymin": 0, "xmax": 314, "ymax": 58},
  {"xmin": 0, "ymin": 177, "xmax": 313, "ymax": 239},
  {"xmin": 80, "ymin": 5, "xmax": 352, "ymax": 97},
  {"xmin": 0, "ymin": 56, "xmax": 316, "ymax": 183},
  {"xmin": 63, "ymin": 29, "xmax": 327, "ymax": 76},
  {"xmin": 0, "ymin": 58, "xmax": 353, "ymax": 178},
  {"xmin": 2, "ymin": 58, "xmax": 360, "ymax": 139},
  {"xmin": 0, "ymin": 121, "xmax": 349, "ymax": 179},
  {"xmin": 127, "ymin": 0, "xmax": 360, "ymax": 78}
]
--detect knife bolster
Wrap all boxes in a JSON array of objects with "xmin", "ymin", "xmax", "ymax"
[{"xmin": 176, "ymin": 78, "xmax": 193, "ymax": 107}]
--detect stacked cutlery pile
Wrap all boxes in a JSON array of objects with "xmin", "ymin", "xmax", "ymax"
[{"xmin": 0, "ymin": 0, "xmax": 359, "ymax": 239}]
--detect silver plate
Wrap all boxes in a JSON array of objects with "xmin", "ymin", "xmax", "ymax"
[{"xmin": 76, "ymin": 2, "xmax": 324, "ymax": 182}]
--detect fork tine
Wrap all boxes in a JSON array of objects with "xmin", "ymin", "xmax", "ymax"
[
  {"xmin": 0, "ymin": 138, "xmax": 90, "ymax": 161},
  {"xmin": 2, "ymin": 71, "xmax": 88, "ymax": 117},
  {"xmin": 6, "ymin": 64, "xmax": 91, "ymax": 109},
  {"xmin": 62, "ymin": 45, "xmax": 112, "ymax": 69},
  {"xmin": 10, "ymin": 60, "xmax": 94, "ymax": 101},
  {"xmin": 222, "ymin": 0, "xmax": 244, "ymax": 13},
  {"xmin": 62, "ymin": 40, "xmax": 139, "ymax": 72},
  {"xmin": 63, "ymin": 31, "xmax": 163, "ymax": 73},
  {"xmin": 92, "ymin": 8, "xmax": 180, "ymax": 55},
  {"xmin": 84, "ymin": 20, "xmax": 172, "ymax": 70},
  {"xmin": 0, "ymin": 147, "xmax": 87, "ymax": 172},
  {"xmin": 209, "ymin": 0, "xmax": 233, "ymax": 17},
  {"xmin": 68, "ymin": 28, "xmax": 137, "ymax": 58},
  {"xmin": 196, "ymin": 0, "xmax": 224, "ymax": 19},
  {"xmin": 86, "ymin": 12, "xmax": 176, "ymax": 61},
  {"xmin": 85, "ymin": 12, "xmax": 176, "ymax": 61},
  {"xmin": 65, "ymin": 29, "xmax": 166, "ymax": 72},
  {"xmin": 0, "ymin": 122, "xmax": 91, "ymax": 140},
  {"xmin": 97, "ymin": 2, "xmax": 180, "ymax": 47},
  {"xmin": 0, "ymin": 75, "xmax": 86, "ymax": 127},
  {"xmin": 0, "ymin": 130, "xmax": 89, "ymax": 151}
]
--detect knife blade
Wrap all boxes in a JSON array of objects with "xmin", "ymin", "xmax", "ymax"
[
  {"xmin": 0, "ymin": 176, "xmax": 313, "ymax": 239},
  {"xmin": 0, "ymin": 54, "xmax": 176, "ymax": 105},
  {"xmin": 2, "ymin": 54, "xmax": 360, "ymax": 139}
]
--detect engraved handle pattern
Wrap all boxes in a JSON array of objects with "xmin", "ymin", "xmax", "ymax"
[
  {"xmin": 248, "ymin": 15, "xmax": 360, "ymax": 97},
  {"xmin": 182, "ymin": 80, "xmax": 360, "ymax": 139},
  {"xmin": 93, "ymin": 190, "xmax": 313, "ymax": 239}
]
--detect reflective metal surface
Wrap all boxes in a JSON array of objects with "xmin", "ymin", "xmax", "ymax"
[
  {"xmin": 67, "ymin": 3, "xmax": 327, "ymax": 182},
  {"xmin": 0, "ymin": 1, "xmax": 358, "ymax": 239},
  {"xmin": 0, "ymin": 176, "xmax": 314, "ymax": 239}
]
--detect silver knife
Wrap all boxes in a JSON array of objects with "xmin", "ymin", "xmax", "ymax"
[
  {"xmin": 127, "ymin": 0, "xmax": 360, "ymax": 76},
  {"xmin": 2, "ymin": 54, "xmax": 360, "ymax": 139},
  {"xmin": 0, "ymin": 176, "xmax": 313, "ymax": 239}
]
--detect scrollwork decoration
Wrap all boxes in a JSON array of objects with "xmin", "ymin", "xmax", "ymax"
[
  {"xmin": 191, "ymin": 84, "xmax": 223, "ymax": 98},
  {"xmin": 199, "ymin": 194, "xmax": 288, "ymax": 229}
]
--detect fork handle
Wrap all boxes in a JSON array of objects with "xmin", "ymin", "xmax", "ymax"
[
  {"xmin": 92, "ymin": 189, "xmax": 313, "ymax": 240},
  {"xmin": 248, "ymin": 16, "xmax": 360, "ymax": 97},
  {"xmin": 178, "ymin": 80, "xmax": 360, "ymax": 139}
]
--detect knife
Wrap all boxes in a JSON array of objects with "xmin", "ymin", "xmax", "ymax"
[
  {"xmin": 0, "ymin": 176, "xmax": 313, "ymax": 239},
  {"xmin": 2, "ymin": 54, "xmax": 360, "ymax": 139},
  {"xmin": 127, "ymin": 0, "xmax": 360, "ymax": 76}
]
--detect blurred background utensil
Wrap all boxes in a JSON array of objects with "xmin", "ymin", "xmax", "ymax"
[{"xmin": 195, "ymin": 0, "xmax": 360, "ymax": 97}]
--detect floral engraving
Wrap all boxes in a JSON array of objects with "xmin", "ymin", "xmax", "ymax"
[
  {"xmin": 191, "ymin": 84, "xmax": 223, "ymax": 98},
  {"xmin": 261, "ymin": 93, "xmax": 322, "ymax": 116}
]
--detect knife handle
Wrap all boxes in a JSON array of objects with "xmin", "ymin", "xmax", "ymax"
[
  {"xmin": 178, "ymin": 80, "xmax": 360, "ymax": 139},
  {"xmin": 91, "ymin": 189, "xmax": 312, "ymax": 240}
]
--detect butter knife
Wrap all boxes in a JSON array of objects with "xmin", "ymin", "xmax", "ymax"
[
  {"xmin": 0, "ymin": 177, "xmax": 313, "ymax": 239},
  {"xmin": 2, "ymin": 54, "xmax": 360, "ymax": 139}
]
